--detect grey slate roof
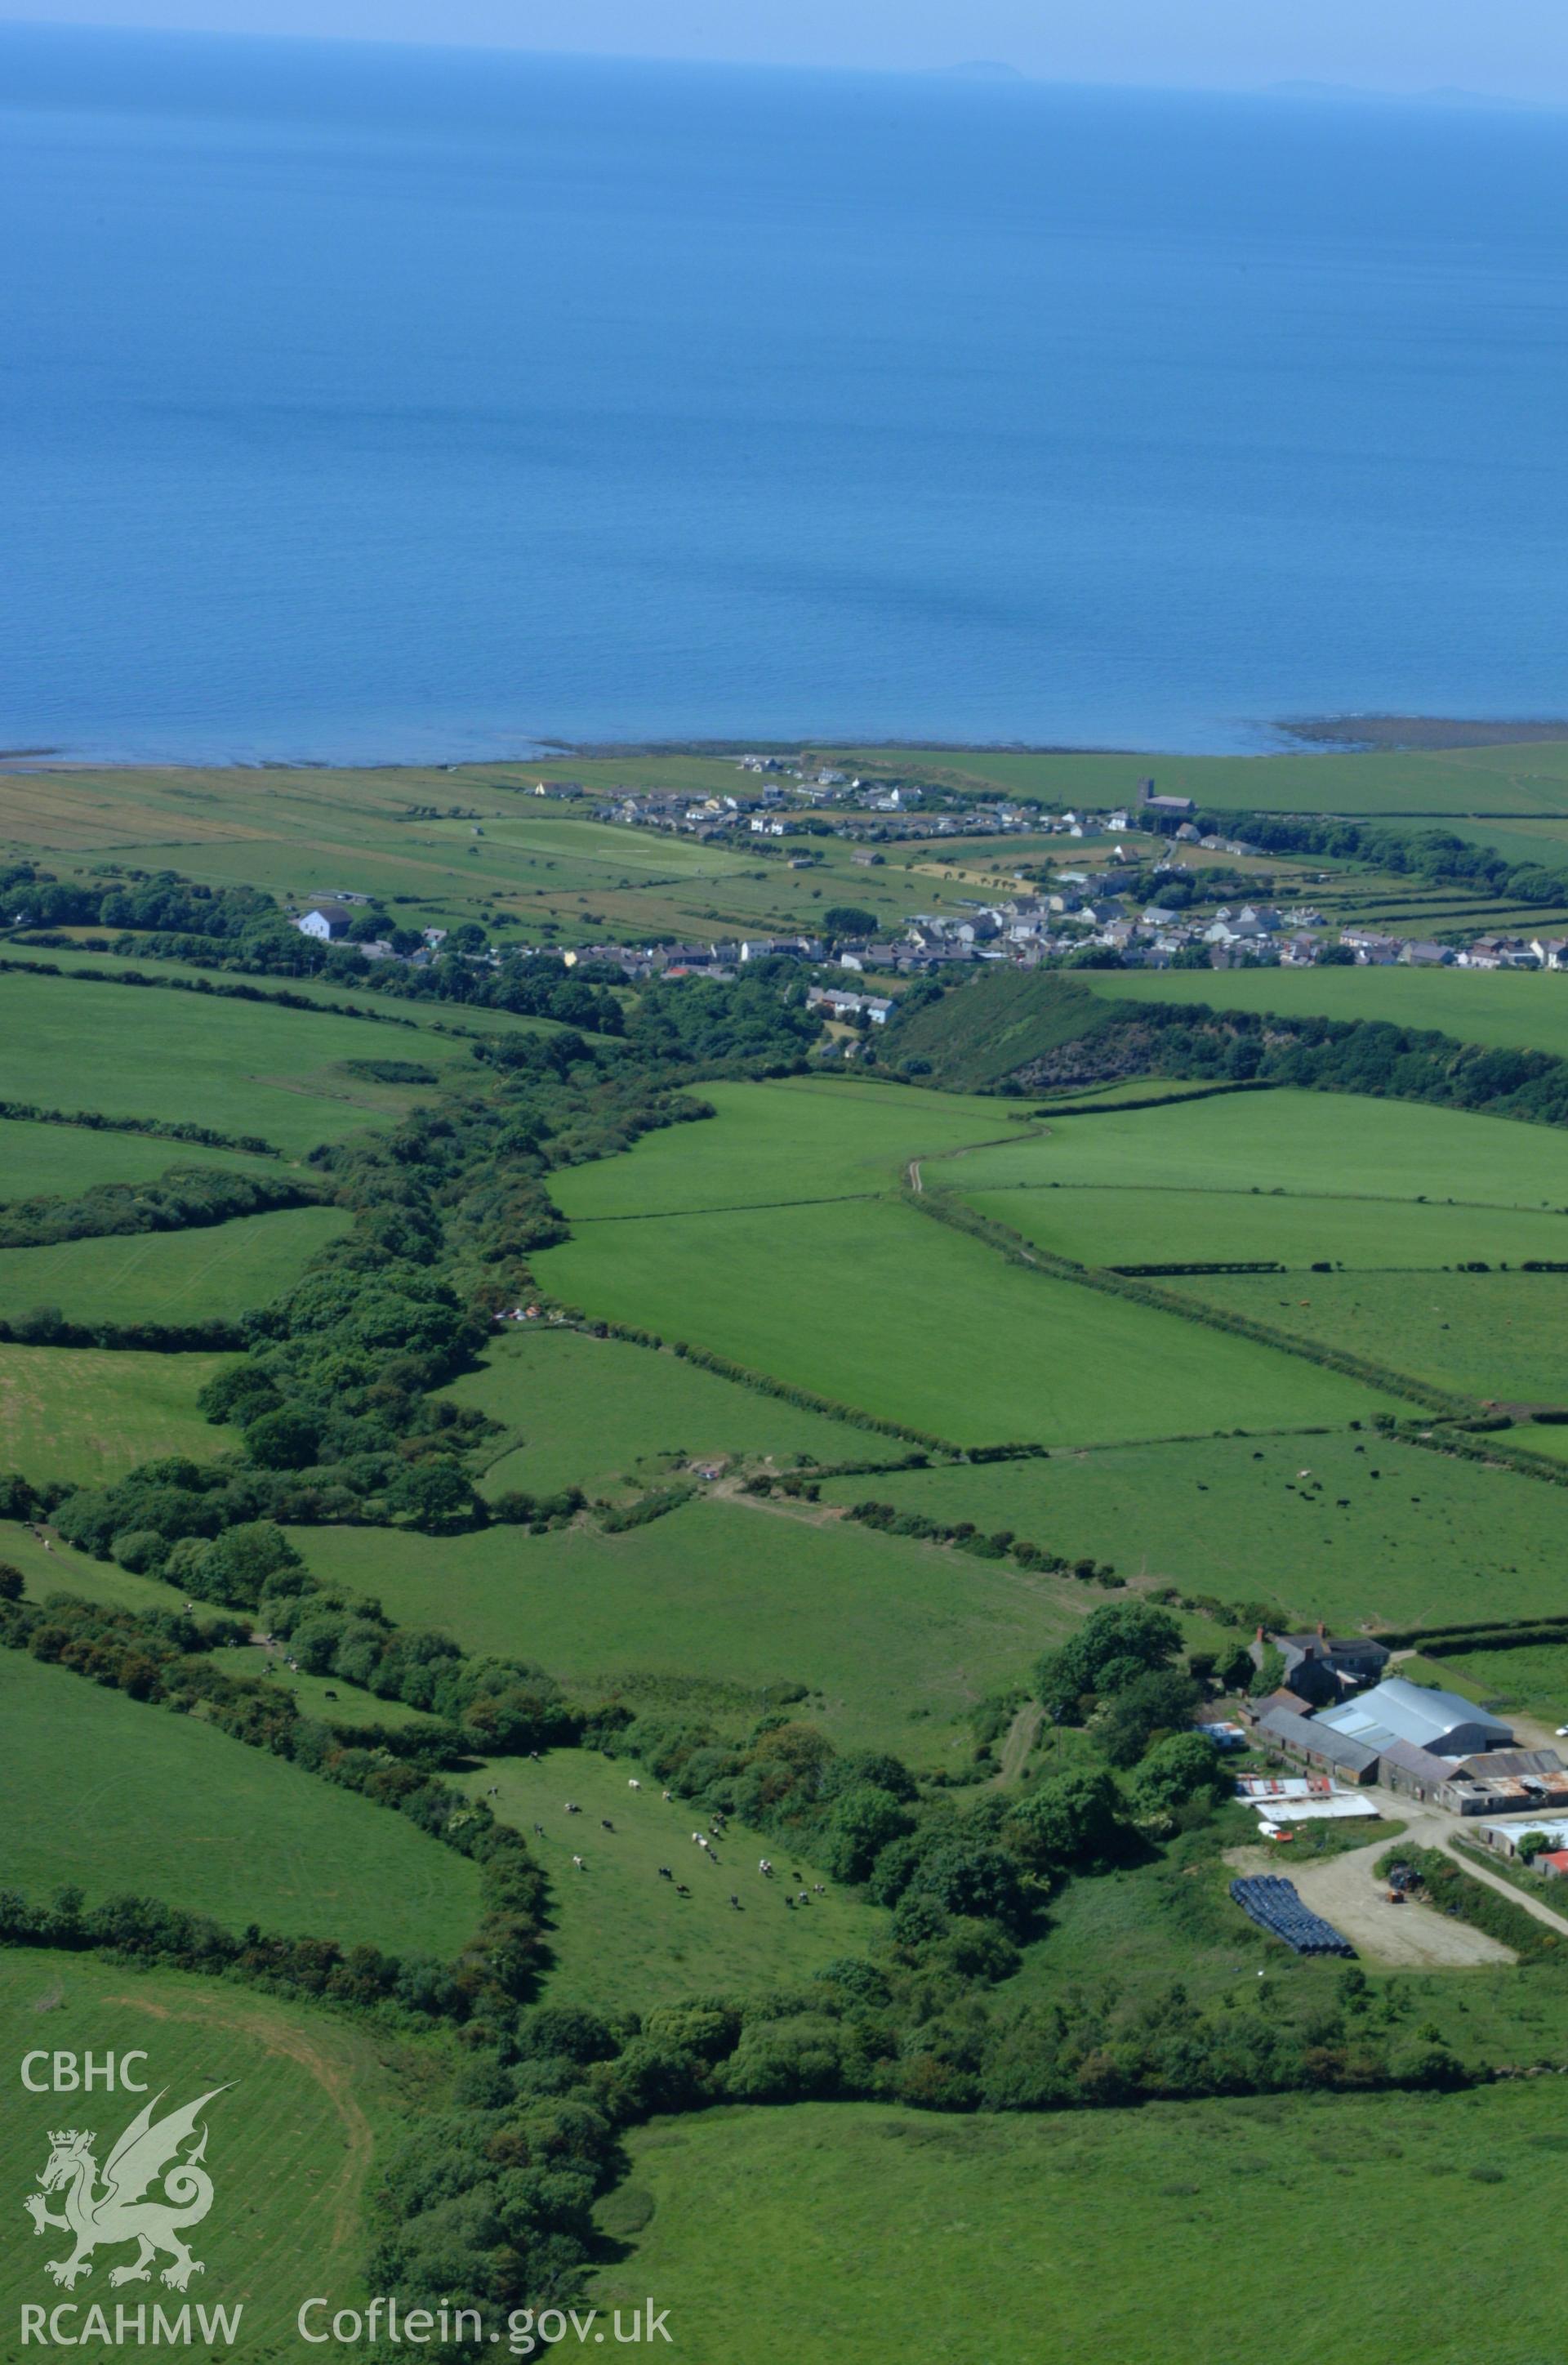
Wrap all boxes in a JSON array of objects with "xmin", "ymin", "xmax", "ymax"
[
  {"xmin": 1254, "ymin": 1705, "xmax": 1381, "ymax": 1775},
  {"xmin": 1377, "ymin": 1738, "xmax": 1455, "ymax": 1789}
]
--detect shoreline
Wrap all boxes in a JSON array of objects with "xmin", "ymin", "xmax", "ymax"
[{"xmin": 4, "ymin": 717, "xmax": 1568, "ymax": 774}]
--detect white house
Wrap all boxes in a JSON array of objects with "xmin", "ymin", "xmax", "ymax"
[{"xmin": 296, "ymin": 903, "xmax": 353, "ymax": 942}]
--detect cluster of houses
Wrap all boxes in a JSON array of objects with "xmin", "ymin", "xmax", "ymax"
[
  {"xmin": 597, "ymin": 759, "xmax": 1047, "ymax": 846},
  {"xmin": 804, "ymin": 984, "xmax": 893, "ymax": 1026},
  {"xmin": 1340, "ymin": 926, "xmax": 1568, "ymax": 971}
]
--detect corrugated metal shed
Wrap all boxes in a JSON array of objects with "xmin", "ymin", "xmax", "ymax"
[{"xmin": 1316, "ymin": 1676, "xmax": 1511, "ymax": 1756}]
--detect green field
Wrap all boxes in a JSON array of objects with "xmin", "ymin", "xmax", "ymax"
[
  {"xmin": 0, "ymin": 966, "xmax": 474, "ymax": 1153},
  {"xmin": 942, "ymin": 1087, "xmax": 1568, "ymax": 1211},
  {"xmin": 834, "ymin": 736, "xmax": 1568, "ymax": 816},
  {"xmin": 0, "ymin": 1949, "xmax": 419, "ymax": 2361},
  {"xmin": 0, "ymin": 1343, "xmax": 234, "ymax": 1484},
  {"xmin": 463, "ymin": 1747, "xmax": 883, "ymax": 2009},
  {"xmin": 1084, "ymin": 962, "xmax": 1568, "ymax": 1060},
  {"xmin": 0, "ymin": 935, "xmax": 586, "ymax": 1045},
  {"xmin": 970, "ymin": 1181, "xmax": 1568, "ymax": 1274},
  {"xmin": 550, "ymin": 1076, "xmax": 1018, "ymax": 1217},
  {"xmin": 819, "ymin": 1430, "xmax": 1568, "ymax": 1632},
  {"xmin": 1417, "ymin": 1641, "xmax": 1568, "ymax": 1727},
  {"xmin": 0, "ymin": 1518, "xmax": 204, "ymax": 1613},
  {"xmin": 537, "ymin": 1078, "xmax": 1421, "ymax": 1442},
  {"xmin": 0, "ymin": 1651, "xmax": 481, "ymax": 1952},
  {"xmin": 0, "ymin": 1114, "xmax": 273, "ymax": 1201},
  {"xmin": 538, "ymin": 1194, "xmax": 1405, "ymax": 1446},
  {"xmin": 292, "ymin": 1497, "xmax": 1088, "ymax": 1764},
  {"xmin": 590, "ymin": 2083, "xmax": 1568, "ymax": 2365},
  {"xmin": 0, "ymin": 1205, "xmax": 350, "ymax": 1328},
  {"xmin": 1160, "ymin": 1270, "xmax": 1568, "ymax": 1409},
  {"xmin": 445, "ymin": 1328, "xmax": 874, "ymax": 1500}
]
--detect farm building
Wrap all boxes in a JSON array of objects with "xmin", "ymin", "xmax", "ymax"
[
  {"xmin": 1538, "ymin": 1851, "xmax": 1568, "ymax": 1878},
  {"xmin": 1313, "ymin": 1677, "xmax": 1512, "ymax": 1762},
  {"xmin": 1251, "ymin": 1624, "xmax": 1390, "ymax": 1707},
  {"xmin": 296, "ymin": 902, "xmax": 354, "ymax": 941},
  {"xmin": 1251, "ymin": 1702, "xmax": 1381, "ymax": 1784},
  {"xmin": 1437, "ymin": 1748, "xmax": 1568, "ymax": 1818},
  {"xmin": 1475, "ymin": 1817, "xmax": 1568, "ymax": 1863},
  {"xmin": 1378, "ymin": 1738, "xmax": 1459, "ymax": 1804}
]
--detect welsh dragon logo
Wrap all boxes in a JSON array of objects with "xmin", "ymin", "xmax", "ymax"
[{"xmin": 24, "ymin": 2086, "xmax": 229, "ymax": 2293}]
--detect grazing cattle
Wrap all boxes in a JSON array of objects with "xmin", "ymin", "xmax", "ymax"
[
  {"xmin": 675, "ymin": 1883, "xmax": 692, "ymax": 1897},
  {"xmin": 565, "ymin": 1801, "xmax": 581, "ymax": 1814},
  {"xmin": 662, "ymin": 1789, "xmax": 673, "ymax": 1801},
  {"xmin": 657, "ymin": 1866, "xmax": 673, "ymax": 1881},
  {"xmin": 628, "ymin": 1778, "xmax": 642, "ymax": 1791},
  {"xmin": 729, "ymin": 1894, "xmax": 741, "ymax": 1909},
  {"xmin": 601, "ymin": 1818, "xmax": 615, "ymax": 1832},
  {"xmin": 323, "ymin": 1689, "xmax": 338, "ymax": 1699},
  {"xmin": 759, "ymin": 1859, "xmax": 773, "ymax": 1877},
  {"xmin": 533, "ymin": 1823, "xmax": 546, "ymax": 1837},
  {"xmin": 813, "ymin": 1883, "xmax": 825, "ymax": 1894},
  {"xmin": 785, "ymin": 1896, "xmax": 796, "ymax": 1910},
  {"xmin": 571, "ymin": 1854, "xmax": 585, "ymax": 1870}
]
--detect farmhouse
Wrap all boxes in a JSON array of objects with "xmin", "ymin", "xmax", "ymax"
[
  {"xmin": 296, "ymin": 902, "xmax": 354, "ymax": 941},
  {"xmin": 1250, "ymin": 1624, "xmax": 1390, "ymax": 1706}
]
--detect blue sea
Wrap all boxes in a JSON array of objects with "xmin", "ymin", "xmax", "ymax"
[{"xmin": 2, "ymin": 25, "xmax": 1566, "ymax": 761}]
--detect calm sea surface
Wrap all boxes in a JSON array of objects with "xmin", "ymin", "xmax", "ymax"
[{"xmin": 2, "ymin": 25, "xmax": 1566, "ymax": 760}]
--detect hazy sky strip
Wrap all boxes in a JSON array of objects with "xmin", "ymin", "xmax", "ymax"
[{"xmin": 6, "ymin": 0, "xmax": 1568, "ymax": 104}]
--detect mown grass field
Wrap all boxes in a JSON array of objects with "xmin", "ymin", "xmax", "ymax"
[
  {"xmin": 818, "ymin": 1431, "xmax": 1568, "ymax": 1633},
  {"xmin": 942, "ymin": 1087, "xmax": 1568, "ymax": 1211},
  {"xmin": 537, "ymin": 1194, "xmax": 1406, "ymax": 1447},
  {"xmin": 1085, "ymin": 962, "xmax": 1568, "ymax": 1061},
  {"xmin": 292, "ymin": 1497, "xmax": 1089, "ymax": 1765},
  {"xmin": 0, "ymin": 1948, "xmax": 421, "ymax": 2361},
  {"xmin": 0, "ymin": 1114, "xmax": 274, "ymax": 1201},
  {"xmin": 590, "ymin": 2083, "xmax": 1568, "ymax": 2365},
  {"xmin": 444, "ymin": 1328, "xmax": 874, "ymax": 1501},
  {"xmin": 0, "ymin": 1344, "xmax": 234, "ymax": 1484},
  {"xmin": 0, "ymin": 1651, "xmax": 481, "ymax": 1953},
  {"xmin": 975, "ymin": 1181, "xmax": 1568, "ymax": 1274},
  {"xmin": 463, "ymin": 1748, "xmax": 883, "ymax": 2010},
  {"xmin": 0, "ymin": 966, "xmax": 473, "ymax": 1152},
  {"xmin": 0, "ymin": 1205, "xmax": 350, "ymax": 1328},
  {"xmin": 1160, "ymin": 1270, "xmax": 1568, "ymax": 1409}
]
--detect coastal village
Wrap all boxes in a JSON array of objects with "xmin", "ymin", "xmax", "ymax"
[{"xmin": 288, "ymin": 762, "xmax": 1568, "ymax": 988}]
